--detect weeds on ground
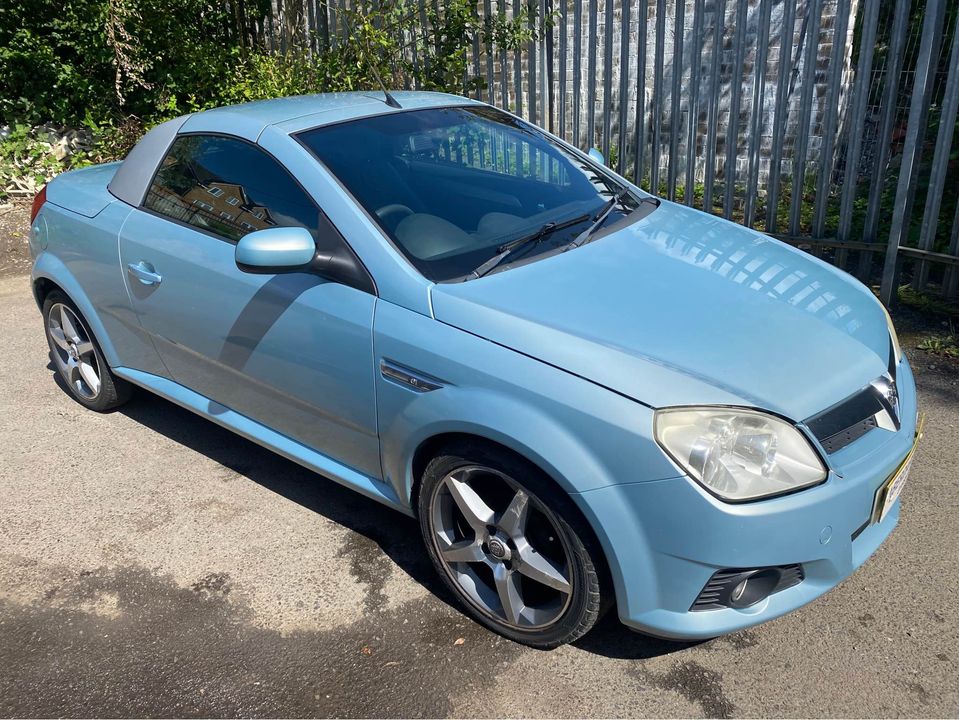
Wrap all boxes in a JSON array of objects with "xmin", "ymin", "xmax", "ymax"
[{"xmin": 917, "ymin": 333, "xmax": 959, "ymax": 358}]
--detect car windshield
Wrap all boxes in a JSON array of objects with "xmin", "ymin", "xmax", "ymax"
[{"xmin": 297, "ymin": 106, "xmax": 648, "ymax": 281}]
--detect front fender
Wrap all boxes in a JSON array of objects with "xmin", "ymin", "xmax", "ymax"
[
  {"xmin": 378, "ymin": 382, "xmax": 660, "ymax": 618},
  {"xmin": 373, "ymin": 298, "xmax": 685, "ymax": 623},
  {"xmin": 380, "ymin": 384, "xmax": 613, "ymax": 504},
  {"xmin": 373, "ymin": 299, "xmax": 681, "ymax": 504}
]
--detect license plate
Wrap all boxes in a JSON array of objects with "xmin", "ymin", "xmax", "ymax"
[{"xmin": 872, "ymin": 415, "xmax": 924, "ymax": 524}]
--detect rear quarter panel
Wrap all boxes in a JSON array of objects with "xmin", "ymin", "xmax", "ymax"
[
  {"xmin": 46, "ymin": 163, "xmax": 123, "ymax": 218},
  {"xmin": 32, "ymin": 196, "xmax": 166, "ymax": 376}
]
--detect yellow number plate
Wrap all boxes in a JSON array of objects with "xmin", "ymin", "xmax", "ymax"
[{"xmin": 872, "ymin": 414, "xmax": 924, "ymax": 524}]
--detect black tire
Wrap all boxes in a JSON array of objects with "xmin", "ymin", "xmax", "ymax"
[
  {"xmin": 42, "ymin": 290, "xmax": 132, "ymax": 412},
  {"xmin": 417, "ymin": 440, "xmax": 608, "ymax": 649}
]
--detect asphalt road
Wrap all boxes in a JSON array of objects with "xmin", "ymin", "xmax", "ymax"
[{"xmin": 1, "ymin": 267, "xmax": 958, "ymax": 718}]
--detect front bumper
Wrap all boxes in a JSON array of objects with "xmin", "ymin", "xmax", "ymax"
[{"xmin": 573, "ymin": 361, "xmax": 919, "ymax": 640}]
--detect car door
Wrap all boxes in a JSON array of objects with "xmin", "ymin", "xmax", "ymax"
[{"xmin": 118, "ymin": 133, "xmax": 381, "ymax": 479}]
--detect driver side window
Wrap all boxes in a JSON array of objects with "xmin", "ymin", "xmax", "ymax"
[{"xmin": 144, "ymin": 134, "xmax": 320, "ymax": 244}]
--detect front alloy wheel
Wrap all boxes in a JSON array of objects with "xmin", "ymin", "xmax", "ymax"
[{"xmin": 419, "ymin": 443, "xmax": 605, "ymax": 648}]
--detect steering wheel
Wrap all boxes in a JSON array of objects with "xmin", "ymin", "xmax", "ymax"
[{"xmin": 376, "ymin": 204, "xmax": 415, "ymax": 230}]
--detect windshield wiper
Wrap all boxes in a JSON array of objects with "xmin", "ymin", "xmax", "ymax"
[
  {"xmin": 563, "ymin": 188, "xmax": 635, "ymax": 252},
  {"xmin": 468, "ymin": 212, "xmax": 590, "ymax": 279}
]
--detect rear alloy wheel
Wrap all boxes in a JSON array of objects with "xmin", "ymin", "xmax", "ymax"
[
  {"xmin": 418, "ymin": 444, "xmax": 605, "ymax": 648},
  {"xmin": 43, "ymin": 291, "xmax": 131, "ymax": 411}
]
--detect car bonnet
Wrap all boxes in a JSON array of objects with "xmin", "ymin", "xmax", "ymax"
[{"xmin": 430, "ymin": 201, "xmax": 891, "ymax": 421}]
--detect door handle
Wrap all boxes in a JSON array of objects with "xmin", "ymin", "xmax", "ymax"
[{"xmin": 127, "ymin": 261, "xmax": 162, "ymax": 286}]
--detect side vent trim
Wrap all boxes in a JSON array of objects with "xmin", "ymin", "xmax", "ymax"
[{"xmin": 380, "ymin": 360, "xmax": 444, "ymax": 393}]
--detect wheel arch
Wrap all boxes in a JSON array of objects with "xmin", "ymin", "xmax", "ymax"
[
  {"xmin": 407, "ymin": 429, "xmax": 616, "ymax": 608},
  {"xmin": 32, "ymin": 275, "xmax": 60, "ymax": 310},
  {"xmin": 32, "ymin": 255, "xmax": 122, "ymax": 368},
  {"xmin": 410, "ymin": 432, "xmax": 543, "ymax": 510}
]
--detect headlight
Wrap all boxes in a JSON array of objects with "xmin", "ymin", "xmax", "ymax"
[
  {"xmin": 881, "ymin": 303, "xmax": 902, "ymax": 366},
  {"xmin": 654, "ymin": 408, "xmax": 827, "ymax": 502}
]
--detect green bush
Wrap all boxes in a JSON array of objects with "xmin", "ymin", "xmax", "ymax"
[
  {"xmin": 0, "ymin": 0, "xmax": 266, "ymax": 125},
  {"xmin": 0, "ymin": 0, "xmax": 114, "ymax": 124},
  {"xmin": 1, "ymin": 0, "xmax": 536, "ymax": 126},
  {"xmin": 119, "ymin": 0, "xmax": 259, "ymax": 116},
  {"xmin": 0, "ymin": 0, "xmax": 539, "ymax": 196},
  {"xmin": 213, "ymin": 0, "xmax": 542, "ymax": 108}
]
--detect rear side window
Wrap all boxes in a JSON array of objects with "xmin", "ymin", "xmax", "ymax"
[{"xmin": 144, "ymin": 134, "xmax": 320, "ymax": 243}]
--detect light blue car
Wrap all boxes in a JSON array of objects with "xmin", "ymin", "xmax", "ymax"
[{"xmin": 29, "ymin": 91, "xmax": 920, "ymax": 648}]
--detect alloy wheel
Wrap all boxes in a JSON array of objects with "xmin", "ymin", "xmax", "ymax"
[
  {"xmin": 47, "ymin": 303, "xmax": 101, "ymax": 400},
  {"xmin": 429, "ymin": 466, "xmax": 573, "ymax": 629}
]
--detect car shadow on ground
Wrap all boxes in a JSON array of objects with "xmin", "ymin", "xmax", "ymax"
[{"xmin": 48, "ymin": 359, "xmax": 694, "ymax": 660}]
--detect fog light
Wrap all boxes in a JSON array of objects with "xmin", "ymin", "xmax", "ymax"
[
  {"xmin": 727, "ymin": 569, "xmax": 780, "ymax": 608},
  {"xmin": 691, "ymin": 564, "xmax": 805, "ymax": 611}
]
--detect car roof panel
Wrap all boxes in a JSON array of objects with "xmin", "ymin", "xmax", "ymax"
[
  {"xmin": 183, "ymin": 91, "xmax": 483, "ymax": 140},
  {"xmin": 271, "ymin": 91, "xmax": 484, "ymax": 135}
]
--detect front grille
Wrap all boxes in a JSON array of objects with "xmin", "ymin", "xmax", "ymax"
[
  {"xmin": 806, "ymin": 385, "xmax": 885, "ymax": 454},
  {"xmin": 691, "ymin": 564, "xmax": 805, "ymax": 611},
  {"xmin": 818, "ymin": 415, "xmax": 879, "ymax": 454}
]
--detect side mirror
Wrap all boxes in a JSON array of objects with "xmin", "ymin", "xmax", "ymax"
[
  {"xmin": 588, "ymin": 147, "xmax": 606, "ymax": 166},
  {"xmin": 235, "ymin": 226, "xmax": 316, "ymax": 273}
]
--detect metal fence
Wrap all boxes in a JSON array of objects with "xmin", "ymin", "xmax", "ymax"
[{"xmin": 273, "ymin": 0, "xmax": 959, "ymax": 305}]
